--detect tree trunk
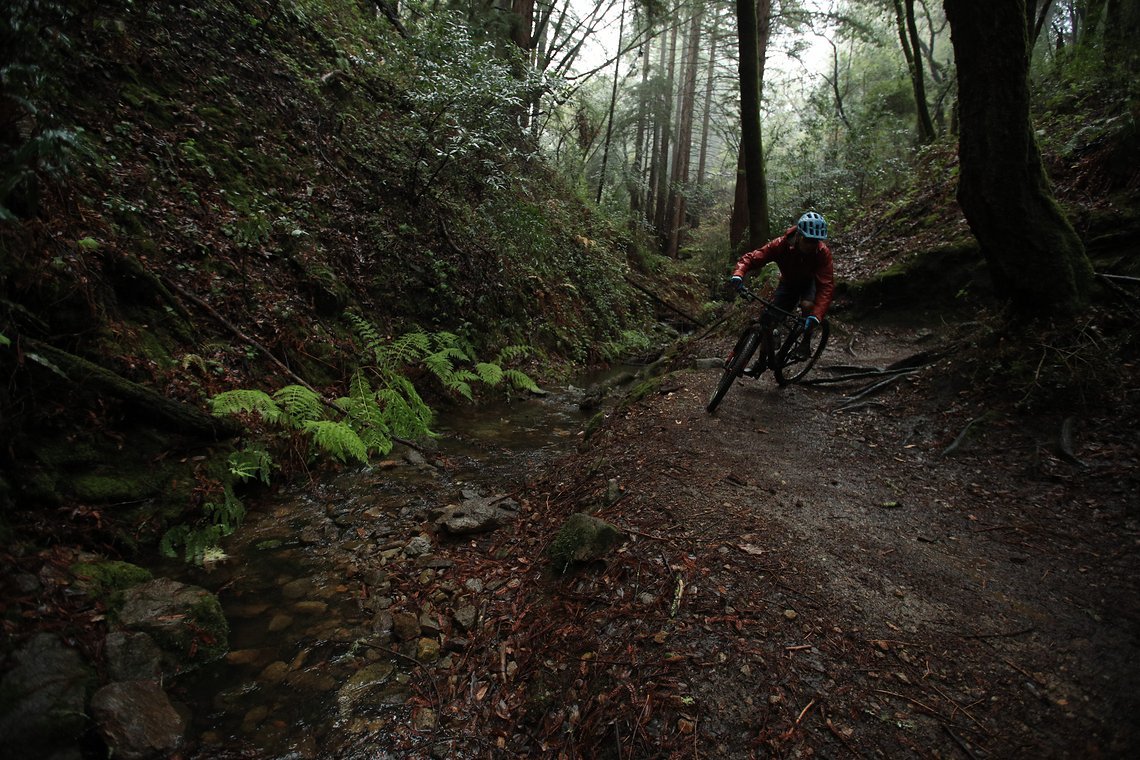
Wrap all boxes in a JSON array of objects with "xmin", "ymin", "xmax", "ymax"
[
  {"xmin": 943, "ymin": 0, "xmax": 1093, "ymax": 314},
  {"xmin": 665, "ymin": 6, "xmax": 704, "ymax": 257},
  {"xmin": 733, "ymin": 0, "xmax": 772, "ymax": 252},
  {"xmin": 693, "ymin": 14, "xmax": 720, "ymax": 229},
  {"xmin": 630, "ymin": 32, "xmax": 652, "ymax": 217},
  {"xmin": 653, "ymin": 18, "xmax": 679, "ymax": 246},
  {"xmin": 596, "ymin": 0, "xmax": 627, "ymax": 205},
  {"xmin": 894, "ymin": 0, "xmax": 936, "ymax": 142}
]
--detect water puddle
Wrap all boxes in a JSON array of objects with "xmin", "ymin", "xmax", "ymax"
[{"xmin": 169, "ymin": 376, "xmax": 624, "ymax": 758}]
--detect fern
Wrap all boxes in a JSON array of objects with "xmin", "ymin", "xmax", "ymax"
[
  {"xmin": 496, "ymin": 344, "xmax": 533, "ymax": 363},
  {"xmin": 302, "ymin": 420, "xmax": 368, "ymax": 463},
  {"xmin": 0, "ymin": 333, "xmax": 10, "ymax": 347},
  {"xmin": 504, "ymin": 368, "xmax": 541, "ymax": 393},
  {"xmin": 227, "ymin": 446, "xmax": 274, "ymax": 485},
  {"xmin": 346, "ymin": 311, "xmax": 387, "ymax": 361},
  {"xmin": 475, "ymin": 362, "xmax": 504, "ymax": 386},
  {"xmin": 272, "ymin": 384, "xmax": 324, "ymax": 427},
  {"xmin": 378, "ymin": 331, "xmax": 432, "ymax": 370},
  {"xmin": 210, "ymin": 389, "xmax": 282, "ymax": 423}
]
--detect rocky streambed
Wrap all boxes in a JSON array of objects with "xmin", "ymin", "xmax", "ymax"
[{"xmin": 1, "ymin": 376, "xmax": 626, "ymax": 759}]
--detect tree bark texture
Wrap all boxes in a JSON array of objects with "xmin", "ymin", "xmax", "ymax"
[
  {"xmin": 732, "ymin": 0, "xmax": 771, "ymax": 252},
  {"xmin": 943, "ymin": 0, "xmax": 1093, "ymax": 313}
]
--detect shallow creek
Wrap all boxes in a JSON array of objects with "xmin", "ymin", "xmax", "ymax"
[{"xmin": 166, "ymin": 379, "xmax": 618, "ymax": 758}]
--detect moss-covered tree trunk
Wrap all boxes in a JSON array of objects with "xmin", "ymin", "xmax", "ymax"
[{"xmin": 944, "ymin": 0, "xmax": 1093, "ymax": 315}]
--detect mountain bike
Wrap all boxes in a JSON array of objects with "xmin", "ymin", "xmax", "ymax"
[{"xmin": 706, "ymin": 285, "xmax": 830, "ymax": 413}]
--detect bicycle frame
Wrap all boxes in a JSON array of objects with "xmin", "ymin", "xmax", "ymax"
[{"xmin": 706, "ymin": 285, "xmax": 830, "ymax": 413}]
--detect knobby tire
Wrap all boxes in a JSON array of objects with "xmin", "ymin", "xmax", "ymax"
[
  {"xmin": 774, "ymin": 320, "xmax": 830, "ymax": 386},
  {"xmin": 707, "ymin": 329, "xmax": 763, "ymax": 413}
]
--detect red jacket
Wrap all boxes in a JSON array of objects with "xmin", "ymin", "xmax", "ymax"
[{"xmin": 732, "ymin": 227, "xmax": 835, "ymax": 321}]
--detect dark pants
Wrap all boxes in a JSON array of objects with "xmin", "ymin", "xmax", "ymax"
[{"xmin": 762, "ymin": 279, "xmax": 816, "ymax": 325}]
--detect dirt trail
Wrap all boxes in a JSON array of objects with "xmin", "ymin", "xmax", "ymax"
[{"xmin": 465, "ymin": 321, "xmax": 1139, "ymax": 758}]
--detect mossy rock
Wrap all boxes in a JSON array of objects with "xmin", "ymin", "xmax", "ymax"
[
  {"xmin": 70, "ymin": 560, "xmax": 153, "ymax": 601},
  {"xmin": 112, "ymin": 578, "xmax": 229, "ymax": 673},
  {"xmin": 547, "ymin": 513, "xmax": 623, "ymax": 572}
]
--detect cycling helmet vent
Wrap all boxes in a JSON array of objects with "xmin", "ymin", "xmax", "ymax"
[{"xmin": 797, "ymin": 211, "xmax": 828, "ymax": 240}]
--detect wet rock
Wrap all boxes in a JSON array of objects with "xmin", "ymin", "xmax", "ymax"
[
  {"xmin": 419, "ymin": 611, "xmax": 442, "ymax": 636},
  {"xmin": 258, "ymin": 661, "xmax": 290, "ymax": 685},
  {"xmin": 435, "ymin": 495, "xmax": 520, "ymax": 535},
  {"xmin": 337, "ymin": 662, "xmax": 397, "ymax": 716},
  {"xmin": 547, "ymin": 513, "xmax": 624, "ymax": 571},
  {"xmin": 416, "ymin": 638, "xmax": 441, "ymax": 662},
  {"xmin": 265, "ymin": 613, "xmax": 291, "ymax": 632},
  {"xmin": 281, "ymin": 577, "xmax": 316, "ymax": 599},
  {"xmin": 392, "ymin": 612, "xmax": 421, "ymax": 641},
  {"xmin": 90, "ymin": 680, "xmax": 185, "ymax": 759},
  {"xmin": 0, "ymin": 633, "xmax": 93, "ymax": 755},
  {"xmin": 115, "ymin": 578, "xmax": 229, "ymax": 672},
  {"xmin": 105, "ymin": 631, "xmax": 163, "ymax": 681},
  {"xmin": 404, "ymin": 535, "xmax": 433, "ymax": 557},
  {"xmin": 225, "ymin": 649, "xmax": 267, "ymax": 667},
  {"xmin": 372, "ymin": 611, "xmax": 395, "ymax": 638},
  {"xmin": 294, "ymin": 600, "xmax": 329, "ymax": 615}
]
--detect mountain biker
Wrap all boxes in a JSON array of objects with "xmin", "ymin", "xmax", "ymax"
[{"xmin": 728, "ymin": 211, "xmax": 834, "ymax": 372}]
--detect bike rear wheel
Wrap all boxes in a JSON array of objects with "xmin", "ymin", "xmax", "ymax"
[
  {"xmin": 707, "ymin": 328, "xmax": 763, "ymax": 413},
  {"xmin": 774, "ymin": 320, "xmax": 830, "ymax": 386}
]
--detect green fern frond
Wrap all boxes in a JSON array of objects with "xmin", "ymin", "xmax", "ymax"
[
  {"xmin": 347, "ymin": 311, "xmax": 387, "ymax": 360},
  {"xmin": 424, "ymin": 347, "xmax": 469, "ymax": 379},
  {"xmin": 227, "ymin": 446, "xmax": 274, "ymax": 485},
  {"xmin": 378, "ymin": 330, "xmax": 432, "ymax": 369},
  {"xmin": 210, "ymin": 389, "xmax": 282, "ymax": 423},
  {"xmin": 376, "ymin": 386, "xmax": 433, "ymax": 438},
  {"xmin": 475, "ymin": 362, "xmax": 504, "ymax": 386},
  {"xmin": 431, "ymin": 331, "xmax": 474, "ymax": 361},
  {"xmin": 272, "ymin": 385, "xmax": 325, "ymax": 426},
  {"xmin": 504, "ymin": 368, "xmax": 541, "ymax": 393},
  {"xmin": 347, "ymin": 369, "xmax": 374, "ymax": 401},
  {"xmin": 496, "ymin": 344, "xmax": 533, "ymax": 363},
  {"xmin": 302, "ymin": 420, "xmax": 369, "ymax": 463}
]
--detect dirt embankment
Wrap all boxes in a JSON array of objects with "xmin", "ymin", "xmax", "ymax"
[{"xmin": 447, "ymin": 318, "xmax": 1139, "ymax": 758}]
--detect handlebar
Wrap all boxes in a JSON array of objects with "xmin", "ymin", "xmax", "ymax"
[{"xmin": 735, "ymin": 283, "xmax": 800, "ymax": 321}]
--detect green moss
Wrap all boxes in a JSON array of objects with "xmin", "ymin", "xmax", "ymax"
[
  {"xmin": 582, "ymin": 411, "xmax": 605, "ymax": 441},
  {"xmin": 70, "ymin": 560, "xmax": 153, "ymax": 600},
  {"xmin": 72, "ymin": 473, "xmax": 161, "ymax": 503},
  {"xmin": 188, "ymin": 593, "xmax": 230, "ymax": 663},
  {"xmin": 546, "ymin": 512, "xmax": 623, "ymax": 572}
]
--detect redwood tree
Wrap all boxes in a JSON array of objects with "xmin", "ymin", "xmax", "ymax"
[
  {"xmin": 943, "ymin": 0, "xmax": 1092, "ymax": 314},
  {"xmin": 732, "ymin": 0, "xmax": 772, "ymax": 252}
]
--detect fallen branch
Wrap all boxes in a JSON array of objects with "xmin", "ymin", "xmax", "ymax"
[
  {"xmin": 625, "ymin": 276, "xmax": 705, "ymax": 327},
  {"xmin": 804, "ymin": 366, "xmax": 917, "ymax": 386},
  {"xmin": 940, "ymin": 415, "xmax": 989, "ymax": 458},
  {"xmin": 834, "ymin": 372, "xmax": 913, "ymax": 411},
  {"xmin": 21, "ymin": 337, "xmax": 240, "ymax": 440}
]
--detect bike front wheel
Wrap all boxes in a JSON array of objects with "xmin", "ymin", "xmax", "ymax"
[
  {"xmin": 774, "ymin": 320, "xmax": 830, "ymax": 386},
  {"xmin": 707, "ymin": 328, "xmax": 763, "ymax": 413}
]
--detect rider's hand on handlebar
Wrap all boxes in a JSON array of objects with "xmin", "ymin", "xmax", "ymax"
[{"xmin": 729, "ymin": 275, "xmax": 744, "ymax": 290}]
